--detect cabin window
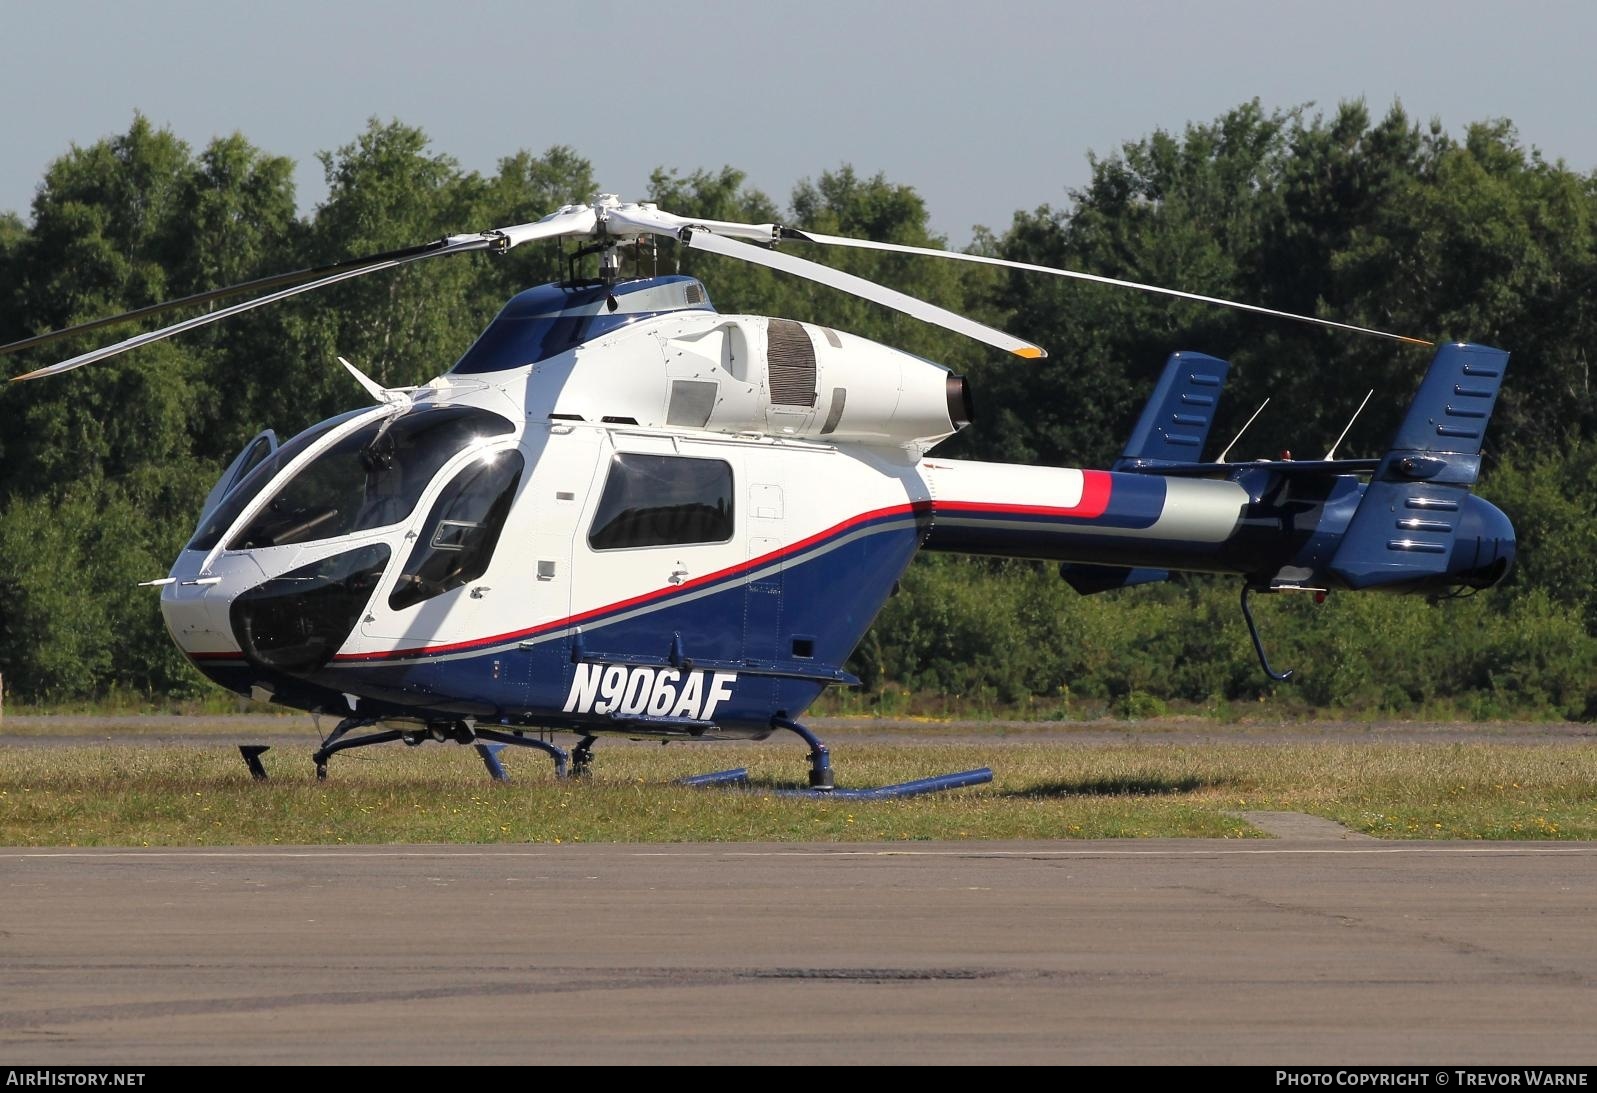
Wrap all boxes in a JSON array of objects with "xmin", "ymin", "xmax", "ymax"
[
  {"xmin": 233, "ymin": 434, "xmax": 276, "ymax": 485},
  {"xmin": 389, "ymin": 450, "xmax": 524, "ymax": 610},
  {"xmin": 224, "ymin": 405, "xmax": 514, "ymax": 551},
  {"xmin": 588, "ymin": 453, "xmax": 734, "ymax": 551}
]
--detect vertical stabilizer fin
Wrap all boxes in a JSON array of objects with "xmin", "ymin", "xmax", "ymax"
[{"xmin": 1114, "ymin": 351, "xmax": 1230, "ymax": 470}]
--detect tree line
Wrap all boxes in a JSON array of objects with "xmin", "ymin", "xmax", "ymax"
[{"xmin": 1, "ymin": 103, "xmax": 1593, "ymax": 716}]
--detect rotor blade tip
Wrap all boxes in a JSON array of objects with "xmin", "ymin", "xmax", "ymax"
[{"xmin": 1014, "ymin": 345, "xmax": 1047, "ymax": 360}]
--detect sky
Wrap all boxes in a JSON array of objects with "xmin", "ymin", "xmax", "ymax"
[{"xmin": 3, "ymin": 0, "xmax": 1596, "ymax": 247}]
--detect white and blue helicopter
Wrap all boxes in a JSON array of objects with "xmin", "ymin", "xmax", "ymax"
[{"xmin": 1, "ymin": 195, "xmax": 1515, "ymax": 794}]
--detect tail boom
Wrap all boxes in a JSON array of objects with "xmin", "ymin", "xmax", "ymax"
[{"xmin": 916, "ymin": 343, "xmax": 1514, "ymax": 595}]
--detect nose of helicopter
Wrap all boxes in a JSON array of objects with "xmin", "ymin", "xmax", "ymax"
[
  {"xmin": 160, "ymin": 543, "xmax": 392, "ymax": 676},
  {"xmin": 159, "ymin": 550, "xmax": 268, "ymax": 660}
]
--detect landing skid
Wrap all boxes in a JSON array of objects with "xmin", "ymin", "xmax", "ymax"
[
  {"xmin": 677, "ymin": 767, "xmax": 994, "ymax": 799},
  {"xmin": 677, "ymin": 717, "xmax": 993, "ymax": 799},
  {"xmin": 237, "ymin": 717, "xmax": 990, "ymax": 799}
]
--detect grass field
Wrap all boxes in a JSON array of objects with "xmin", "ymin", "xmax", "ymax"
[{"xmin": 2, "ymin": 732, "xmax": 1594, "ymax": 845}]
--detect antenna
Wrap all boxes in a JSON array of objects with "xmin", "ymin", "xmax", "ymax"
[
  {"xmin": 1217, "ymin": 398, "xmax": 1271, "ymax": 463},
  {"xmin": 1322, "ymin": 389, "xmax": 1375, "ymax": 461}
]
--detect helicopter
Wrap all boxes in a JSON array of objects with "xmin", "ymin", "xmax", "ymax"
[{"xmin": 0, "ymin": 194, "xmax": 1515, "ymax": 794}]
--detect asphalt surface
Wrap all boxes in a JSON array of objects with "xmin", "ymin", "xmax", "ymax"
[{"xmin": 3, "ymin": 839, "xmax": 1595, "ymax": 1065}]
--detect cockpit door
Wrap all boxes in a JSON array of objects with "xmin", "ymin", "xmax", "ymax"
[
  {"xmin": 360, "ymin": 443, "xmax": 528, "ymax": 644},
  {"xmin": 359, "ymin": 425, "xmax": 599, "ymax": 665},
  {"xmin": 195, "ymin": 430, "xmax": 277, "ymax": 533}
]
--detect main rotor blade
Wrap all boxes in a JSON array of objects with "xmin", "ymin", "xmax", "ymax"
[
  {"xmin": 608, "ymin": 206, "xmax": 1043, "ymax": 357},
  {"xmin": 780, "ymin": 228, "xmax": 1433, "ymax": 348},
  {"xmin": 9, "ymin": 238, "xmax": 492, "ymax": 382},
  {"xmin": 680, "ymin": 229, "xmax": 1046, "ymax": 360},
  {"xmin": 6, "ymin": 205, "xmax": 602, "ymax": 381},
  {"xmin": 0, "ymin": 237, "xmax": 471, "ymax": 360}
]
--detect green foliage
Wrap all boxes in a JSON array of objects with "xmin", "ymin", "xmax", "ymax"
[
  {"xmin": 1477, "ymin": 443, "xmax": 1597, "ymax": 628},
  {"xmin": 0, "ymin": 478, "xmax": 205, "ymax": 700},
  {"xmin": 854, "ymin": 551, "xmax": 1597, "ymax": 721}
]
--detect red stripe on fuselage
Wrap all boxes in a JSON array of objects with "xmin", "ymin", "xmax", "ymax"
[{"xmin": 932, "ymin": 469, "xmax": 1112, "ymax": 520}]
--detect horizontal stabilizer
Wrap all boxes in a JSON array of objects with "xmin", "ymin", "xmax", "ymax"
[
  {"xmin": 1329, "ymin": 481, "xmax": 1464, "ymax": 588},
  {"xmin": 1059, "ymin": 564, "xmax": 1170, "ymax": 595},
  {"xmin": 1114, "ymin": 351, "xmax": 1229, "ymax": 470}
]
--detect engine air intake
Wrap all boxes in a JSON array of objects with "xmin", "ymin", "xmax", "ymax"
[{"xmin": 767, "ymin": 319, "xmax": 818, "ymax": 407}]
